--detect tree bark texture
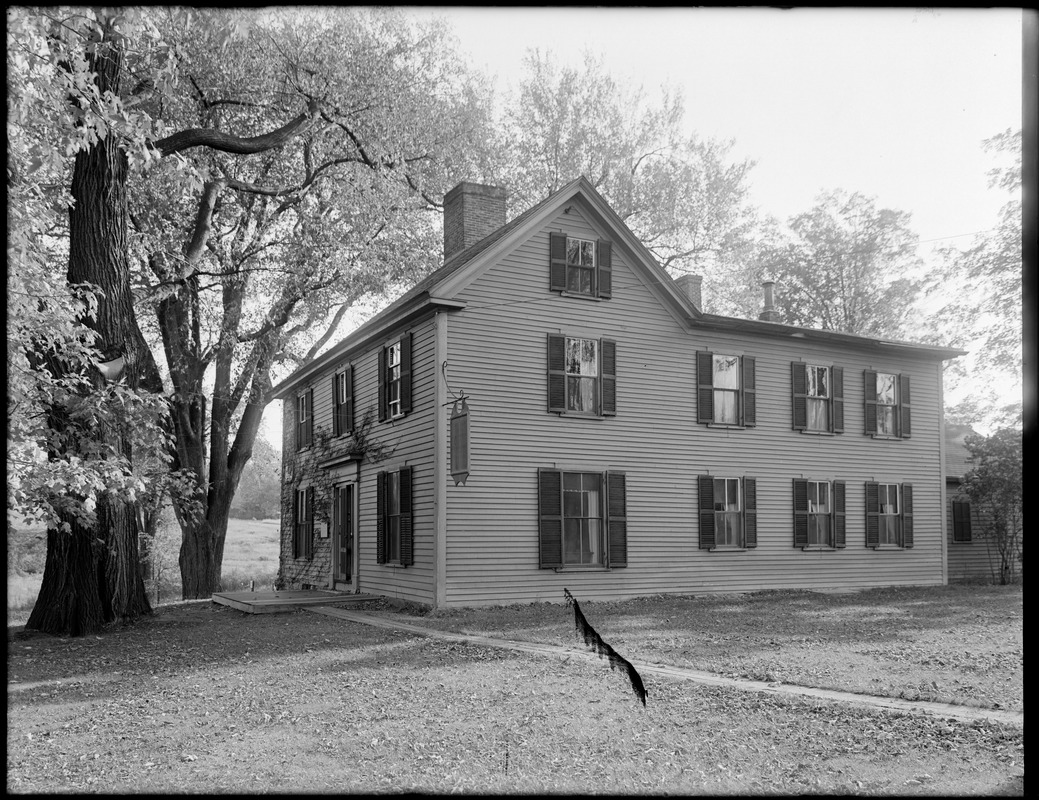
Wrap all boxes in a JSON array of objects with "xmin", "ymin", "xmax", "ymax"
[{"xmin": 26, "ymin": 29, "xmax": 159, "ymax": 635}]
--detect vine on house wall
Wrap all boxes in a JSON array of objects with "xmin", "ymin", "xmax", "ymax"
[{"xmin": 286, "ymin": 404, "xmax": 393, "ymax": 525}]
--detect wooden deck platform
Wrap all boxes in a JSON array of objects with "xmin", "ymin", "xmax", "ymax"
[{"xmin": 211, "ymin": 589, "xmax": 378, "ymax": 614}]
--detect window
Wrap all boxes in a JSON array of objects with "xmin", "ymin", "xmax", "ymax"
[
  {"xmin": 549, "ymin": 232, "xmax": 613, "ymax": 299},
  {"xmin": 697, "ymin": 351, "xmax": 756, "ymax": 427},
  {"xmin": 296, "ymin": 388, "xmax": 313, "ymax": 450},
  {"xmin": 952, "ymin": 500, "xmax": 972, "ymax": 543},
  {"xmin": 377, "ymin": 467, "xmax": 412, "ymax": 565},
  {"xmin": 865, "ymin": 482, "xmax": 914, "ymax": 548},
  {"xmin": 333, "ymin": 367, "xmax": 353, "ymax": 436},
  {"xmin": 864, "ymin": 371, "xmax": 911, "ymax": 438},
  {"xmin": 698, "ymin": 475, "xmax": 757, "ymax": 549},
  {"xmin": 379, "ymin": 334, "xmax": 412, "ymax": 421},
  {"xmin": 793, "ymin": 479, "xmax": 847, "ymax": 548},
  {"xmin": 792, "ymin": 363, "xmax": 845, "ymax": 433},
  {"xmin": 293, "ymin": 486, "xmax": 314, "ymax": 560},
  {"xmin": 538, "ymin": 469, "xmax": 627, "ymax": 569},
  {"xmin": 546, "ymin": 334, "xmax": 616, "ymax": 416}
]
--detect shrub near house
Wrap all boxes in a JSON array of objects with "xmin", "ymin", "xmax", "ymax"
[{"xmin": 274, "ymin": 178, "xmax": 964, "ymax": 608}]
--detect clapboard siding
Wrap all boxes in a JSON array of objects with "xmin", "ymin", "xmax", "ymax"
[
  {"xmin": 279, "ymin": 317, "xmax": 438, "ymax": 605},
  {"xmin": 946, "ymin": 481, "xmax": 999, "ymax": 582},
  {"xmin": 439, "ymin": 204, "xmax": 946, "ymax": 606}
]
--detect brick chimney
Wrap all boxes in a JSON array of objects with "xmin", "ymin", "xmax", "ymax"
[
  {"xmin": 674, "ymin": 273, "xmax": 703, "ymax": 312},
  {"xmin": 443, "ymin": 182, "xmax": 507, "ymax": 262},
  {"xmin": 759, "ymin": 280, "xmax": 781, "ymax": 322}
]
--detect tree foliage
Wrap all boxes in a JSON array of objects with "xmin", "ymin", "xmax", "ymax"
[
  {"xmin": 8, "ymin": 6, "xmax": 497, "ymax": 612},
  {"xmin": 491, "ymin": 50, "xmax": 760, "ymax": 314},
  {"xmin": 961, "ymin": 428, "xmax": 1022, "ymax": 585},
  {"xmin": 754, "ymin": 190, "xmax": 923, "ymax": 338},
  {"xmin": 925, "ymin": 129, "xmax": 1022, "ymax": 432}
]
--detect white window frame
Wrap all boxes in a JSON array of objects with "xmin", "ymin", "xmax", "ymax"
[
  {"xmin": 565, "ymin": 236, "xmax": 597, "ymax": 296},
  {"xmin": 565, "ymin": 336, "xmax": 600, "ymax": 414},
  {"xmin": 561, "ymin": 471, "xmax": 605, "ymax": 567},
  {"xmin": 878, "ymin": 483, "xmax": 901, "ymax": 545},
  {"xmin": 806, "ymin": 365, "xmax": 831, "ymax": 432},
  {"xmin": 713, "ymin": 355, "xmax": 741, "ymax": 425},
  {"xmin": 875, "ymin": 372, "xmax": 899, "ymax": 436},
  {"xmin": 713, "ymin": 477, "xmax": 743, "ymax": 547},
  {"xmin": 807, "ymin": 480, "xmax": 832, "ymax": 546},
  {"xmin": 386, "ymin": 341, "xmax": 403, "ymax": 419}
]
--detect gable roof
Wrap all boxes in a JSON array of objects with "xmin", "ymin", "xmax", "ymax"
[{"xmin": 273, "ymin": 176, "xmax": 965, "ymax": 399}]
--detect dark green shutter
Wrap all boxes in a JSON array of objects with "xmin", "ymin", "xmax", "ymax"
[
  {"xmin": 399, "ymin": 333, "xmax": 412, "ymax": 416},
  {"xmin": 952, "ymin": 501, "xmax": 972, "ymax": 542},
  {"xmin": 376, "ymin": 471, "xmax": 386, "ymax": 563},
  {"xmin": 305, "ymin": 487, "xmax": 314, "ymax": 560},
  {"xmin": 538, "ymin": 469, "xmax": 563, "ymax": 568},
  {"xmin": 833, "ymin": 481, "xmax": 846, "ymax": 548},
  {"xmin": 698, "ymin": 475, "xmax": 716, "ymax": 550},
  {"xmin": 863, "ymin": 371, "xmax": 878, "ymax": 435},
  {"xmin": 606, "ymin": 471, "xmax": 627, "ymax": 567},
  {"xmin": 791, "ymin": 363, "xmax": 808, "ymax": 431},
  {"xmin": 600, "ymin": 338, "xmax": 616, "ymax": 416},
  {"xmin": 597, "ymin": 240, "xmax": 612, "ymax": 299},
  {"xmin": 742, "ymin": 356, "xmax": 756, "ymax": 427},
  {"xmin": 399, "ymin": 466, "xmax": 413, "ymax": 565},
  {"xmin": 378, "ymin": 348, "xmax": 388, "ymax": 421},
  {"xmin": 549, "ymin": 232, "xmax": 568, "ymax": 292},
  {"xmin": 793, "ymin": 478, "xmax": 809, "ymax": 548},
  {"xmin": 332, "ymin": 373, "xmax": 341, "ymax": 436},
  {"xmin": 342, "ymin": 366, "xmax": 354, "ymax": 434},
  {"xmin": 292, "ymin": 490, "xmax": 301, "ymax": 559},
  {"xmin": 865, "ymin": 481, "xmax": 880, "ymax": 548},
  {"xmin": 305, "ymin": 390, "xmax": 313, "ymax": 447},
  {"xmin": 296, "ymin": 395, "xmax": 306, "ymax": 450},
  {"xmin": 831, "ymin": 367, "xmax": 844, "ymax": 433},
  {"xmin": 899, "ymin": 374, "xmax": 911, "ymax": 438},
  {"xmin": 743, "ymin": 477, "xmax": 757, "ymax": 548},
  {"xmin": 696, "ymin": 351, "xmax": 714, "ymax": 424},
  {"xmin": 547, "ymin": 334, "xmax": 567, "ymax": 413},
  {"xmin": 902, "ymin": 483, "xmax": 913, "ymax": 548}
]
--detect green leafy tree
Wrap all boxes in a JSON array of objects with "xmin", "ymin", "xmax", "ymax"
[
  {"xmin": 492, "ymin": 49, "xmax": 760, "ymax": 314},
  {"xmin": 755, "ymin": 190, "xmax": 923, "ymax": 338},
  {"xmin": 9, "ymin": 6, "xmax": 496, "ymax": 615},
  {"xmin": 229, "ymin": 437, "xmax": 281, "ymax": 520},
  {"xmin": 925, "ymin": 129, "xmax": 1022, "ymax": 432},
  {"xmin": 962, "ymin": 428, "xmax": 1022, "ymax": 585}
]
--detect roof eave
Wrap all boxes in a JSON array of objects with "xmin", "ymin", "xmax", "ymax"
[{"xmin": 271, "ymin": 293, "xmax": 466, "ymax": 400}]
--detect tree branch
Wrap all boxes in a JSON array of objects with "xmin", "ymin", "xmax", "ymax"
[{"xmin": 152, "ymin": 97, "xmax": 320, "ymax": 157}]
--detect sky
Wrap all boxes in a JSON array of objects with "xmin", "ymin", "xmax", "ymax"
[
  {"xmin": 407, "ymin": 6, "xmax": 1022, "ymax": 254},
  {"xmin": 262, "ymin": 7, "xmax": 1025, "ymax": 445}
]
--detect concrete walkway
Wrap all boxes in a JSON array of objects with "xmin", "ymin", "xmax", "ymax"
[{"xmin": 307, "ymin": 605, "xmax": 1023, "ymax": 729}]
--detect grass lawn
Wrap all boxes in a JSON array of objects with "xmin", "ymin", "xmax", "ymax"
[{"xmin": 5, "ymin": 584, "xmax": 1023, "ymax": 794}]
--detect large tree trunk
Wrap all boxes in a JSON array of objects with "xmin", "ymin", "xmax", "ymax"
[{"xmin": 26, "ymin": 25, "xmax": 158, "ymax": 636}]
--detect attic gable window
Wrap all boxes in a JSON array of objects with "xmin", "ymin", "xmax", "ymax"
[
  {"xmin": 546, "ymin": 334, "xmax": 617, "ymax": 416},
  {"xmin": 696, "ymin": 351, "xmax": 756, "ymax": 427},
  {"xmin": 549, "ymin": 232, "xmax": 612, "ymax": 299}
]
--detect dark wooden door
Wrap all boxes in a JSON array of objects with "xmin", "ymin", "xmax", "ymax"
[{"xmin": 333, "ymin": 484, "xmax": 353, "ymax": 582}]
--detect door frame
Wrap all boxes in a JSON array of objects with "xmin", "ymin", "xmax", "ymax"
[{"xmin": 331, "ymin": 479, "xmax": 358, "ymax": 593}]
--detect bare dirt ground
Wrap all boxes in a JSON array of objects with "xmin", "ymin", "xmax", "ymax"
[{"xmin": 6, "ymin": 584, "xmax": 1023, "ymax": 795}]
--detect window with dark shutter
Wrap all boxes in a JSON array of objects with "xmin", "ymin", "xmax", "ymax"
[
  {"xmin": 548, "ymin": 231, "xmax": 613, "ymax": 300},
  {"xmin": 294, "ymin": 487, "xmax": 314, "ymax": 560},
  {"xmin": 865, "ymin": 371, "xmax": 909, "ymax": 438},
  {"xmin": 698, "ymin": 475, "xmax": 716, "ymax": 550},
  {"xmin": 606, "ymin": 471, "xmax": 627, "ymax": 567},
  {"xmin": 538, "ymin": 469, "xmax": 564, "ymax": 568},
  {"xmin": 833, "ymin": 481, "xmax": 846, "ymax": 548},
  {"xmin": 743, "ymin": 477, "xmax": 757, "ymax": 548},
  {"xmin": 380, "ymin": 335, "xmax": 412, "ymax": 422},
  {"xmin": 793, "ymin": 363, "xmax": 844, "ymax": 434},
  {"xmin": 333, "ymin": 367, "xmax": 353, "ymax": 436},
  {"xmin": 546, "ymin": 334, "xmax": 616, "ymax": 417},
  {"xmin": 952, "ymin": 500, "xmax": 972, "ymax": 542},
  {"xmin": 902, "ymin": 483, "xmax": 913, "ymax": 548},
  {"xmin": 296, "ymin": 389, "xmax": 313, "ymax": 450},
  {"xmin": 377, "ymin": 467, "xmax": 413, "ymax": 566},
  {"xmin": 698, "ymin": 352, "xmax": 754, "ymax": 427}
]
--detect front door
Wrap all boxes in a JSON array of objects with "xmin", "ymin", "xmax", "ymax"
[{"xmin": 332, "ymin": 483, "xmax": 355, "ymax": 590}]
